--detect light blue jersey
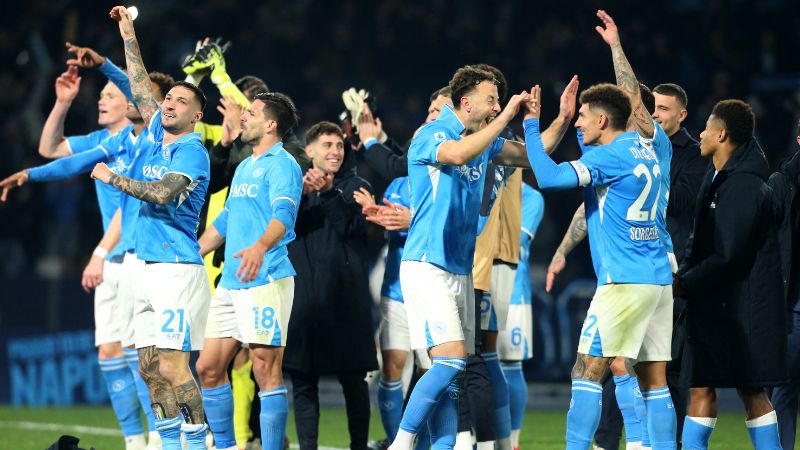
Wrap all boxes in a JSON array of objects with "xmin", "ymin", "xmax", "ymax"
[
  {"xmin": 118, "ymin": 132, "xmax": 150, "ymax": 254},
  {"xmin": 524, "ymin": 118, "xmax": 671, "ymax": 286},
  {"xmin": 640, "ymin": 122, "xmax": 674, "ymax": 256},
  {"xmin": 510, "ymin": 185, "xmax": 544, "ymax": 307},
  {"xmin": 29, "ymin": 125, "xmax": 137, "ymax": 257},
  {"xmin": 66, "ymin": 128, "xmax": 110, "ymax": 154},
  {"xmin": 135, "ymin": 111, "xmax": 209, "ymax": 264},
  {"xmin": 402, "ymin": 104, "xmax": 505, "ymax": 275},
  {"xmin": 380, "ymin": 177, "xmax": 411, "ymax": 302},
  {"xmin": 213, "ymin": 142, "xmax": 302, "ymax": 290}
]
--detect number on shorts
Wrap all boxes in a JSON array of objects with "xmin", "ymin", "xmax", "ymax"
[
  {"xmin": 162, "ymin": 309, "xmax": 185, "ymax": 333},
  {"xmin": 252, "ymin": 306, "xmax": 276, "ymax": 330},
  {"xmin": 581, "ymin": 314, "xmax": 598, "ymax": 338},
  {"xmin": 511, "ymin": 327, "xmax": 522, "ymax": 346}
]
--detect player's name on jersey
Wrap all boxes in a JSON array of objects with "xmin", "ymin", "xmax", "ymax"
[
  {"xmin": 627, "ymin": 145, "xmax": 658, "ymax": 161},
  {"xmin": 629, "ymin": 225, "xmax": 659, "ymax": 241}
]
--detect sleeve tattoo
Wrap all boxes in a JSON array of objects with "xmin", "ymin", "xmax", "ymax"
[
  {"xmin": 610, "ymin": 44, "xmax": 654, "ymax": 136},
  {"xmin": 123, "ymin": 37, "xmax": 159, "ymax": 123},
  {"xmin": 108, "ymin": 172, "xmax": 190, "ymax": 205},
  {"xmin": 555, "ymin": 204, "xmax": 588, "ymax": 258}
]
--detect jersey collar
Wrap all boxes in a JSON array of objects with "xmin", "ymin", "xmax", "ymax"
[{"xmin": 437, "ymin": 104, "xmax": 465, "ymax": 136}]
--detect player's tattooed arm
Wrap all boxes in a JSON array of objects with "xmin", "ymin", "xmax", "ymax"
[
  {"xmin": 105, "ymin": 171, "xmax": 190, "ymax": 205},
  {"xmin": 571, "ymin": 353, "xmax": 611, "ymax": 382},
  {"xmin": 546, "ymin": 204, "xmax": 587, "ymax": 292},
  {"xmin": 111, "ymin": 6, "xmax": 159, "ymax": 124},
  {"xmin": 595, "ymin": 10, "xmax": 654, "ymax": 138}
]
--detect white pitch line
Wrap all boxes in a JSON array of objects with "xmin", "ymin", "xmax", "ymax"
[
  {"xmin": 0, "ymin": 420, "xmax": 123, "ymax": 436},
  {"xmin": 0, "ymin": 420, "xmax": 350, "ymax": 449}
]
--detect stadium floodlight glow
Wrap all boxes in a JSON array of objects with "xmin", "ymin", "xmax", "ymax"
[{"xmin": 128, "ymin": 6, "xmax": 139, "ymax": 21}]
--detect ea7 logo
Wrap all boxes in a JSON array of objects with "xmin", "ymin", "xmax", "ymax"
[
  {"xmin": 229, "ymin": 183, "xmax": 260, "ymax": 198},
  {"xmin": 142, "ymin": 164, "xmax": 168, "ymax": 179}
]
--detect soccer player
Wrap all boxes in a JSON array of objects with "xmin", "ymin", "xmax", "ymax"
[
  {"xmin": 391, "ymin": 65, "xmax": 575, "ymax": 450},
  {"xmin": 0, "ymin": 67, "xmax": 173, "ymax": 450},
  {"xmin": 37, "ymin": 64, "xmax": 130, "ymax": 159},
  {"xmin": 194, "ymin": 91, "xmax": 302, "ymax": 450},
  {"xmin": 355, "ymin": 175, "xmax": 433, "ymax": 448},
  {"xmin": 524, "ymin": 58, "xmax": 675, "ymax": 450},
  {"xmin": 674, "ymin": 100, "xmax": 785, "ymax": 450},
  {"xmin": 93, "ymin": 7, "xmax": 211, "ymax": 449},
  {"xmin": 496, "ymin": 180, "xmax": 544, "ymax": 450}
]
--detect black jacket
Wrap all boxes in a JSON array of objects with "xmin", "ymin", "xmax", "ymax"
[
  {"xmin": 666, "ymin": 127, "xmax": 707, "ymax": 262},
  {"xmin": 358, "ymin": 138, "xmax": 408, "ymax": 181},
  {"xmin": 769, "ymin": 148, "xmax": 800, "ymax": 313},
  {"xmin": 678, "ymin": 138, "xmax": 786, "ymax": 388},
  {"xmin": 283, "ymin": 165, "xmax": 379, "ymax": 375}
]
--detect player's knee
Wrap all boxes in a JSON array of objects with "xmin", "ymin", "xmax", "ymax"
[
  {"xmin": 609, "ymin": 357, "xmax": 629, "ymax": 376},
  {"xmin": 158, "ymin": 356, "xmax": 187, "ymax": 384},
  {"xmin": 195, "ymin": 357, "xmax": 225, "ymax": 387}
]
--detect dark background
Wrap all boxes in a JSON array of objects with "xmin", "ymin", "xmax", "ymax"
[{"xmin": 0, "ymin": 0, "xmax": 798, "ymax": 391}]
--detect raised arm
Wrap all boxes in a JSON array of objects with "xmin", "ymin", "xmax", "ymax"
[
  {"xmin": 110, "ymin": 6, "xmax": 159, "ymax": 124},
  {"xmin": 91, "ymin": 162, "xmax": 189, "ymax": 205},
  {"xmin": 38, "ymin": 67, "xmax": 82, "ymax": 158},
  {"xmin": 437, "ymin": 92, "xmax": 529, "ymax": 165},
  {"xmin": 595, "ymin": 10, "xmax": 653, "ymax": 138},
  {"xmin": 494, "ymin": 76, "xmax": 579, "ymax": 167}
]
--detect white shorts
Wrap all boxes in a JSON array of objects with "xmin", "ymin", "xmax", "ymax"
[
  {"xmin": 94, "ymin": 260, "xmax": 123, "ymax": 346},
  {"xmin": 399, "ymin": 261, "xmax": 475, "ymax": 353},
  {"xmin": 497, "ymin": 303, "xmax": 533, "ymax": 361},
  {"xmin": 577, "ymin": 283, "xmax": 673, "ymax": 361},
  {"xmin": 379, "ymin": 297, "xmax": 432, "ymax": 369},
  {"xmin": 205, "ymin": 277, "xmax": 294, "ymax": 347},
  {"xmin": 134, "ymin": 263, "xmax": 211, "ymax": 351},
  {"xmin": 117, "ymin": 252, "xmax": 145, "ymax": 347},
  {"xmin": 480, "ymin": 262, "xmax": 516, "ymax": 332}
]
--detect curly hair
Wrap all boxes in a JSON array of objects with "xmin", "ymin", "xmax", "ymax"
[
  {"xmin": 711, "ymin": 99, "xmax": 755, "ymax": 146},
  {"xmin": 448, "ymin": 66, "xmax": 498, "ymax": 109}
]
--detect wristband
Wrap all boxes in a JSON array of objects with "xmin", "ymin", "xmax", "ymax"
[{"xmin": 93, "ymin": 247, "xmax": 109, "ymax": 259}]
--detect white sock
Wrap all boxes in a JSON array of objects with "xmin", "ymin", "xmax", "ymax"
[
  {"xmin": 688, "ymin": 416, "xmax": 718, "ymax": 428},
  {"xmin": 125, "ymin": 433, "xmax": 146, "ymax": 450},
  {"xmin": 392, "ymin": 428, "xmax": 416, "ymax": 450},
  {"xmin": 477, "ymin": 441, "xmax": 495, "ymax": 450},
  {"xmin": 454, "ymin": 431, "xmax": 473, "ymax": 450},
  {"xmin": 745, "ymin": 410, "xmax": 778, "ymax": 428},
  {"xmin": 510, "ymin": 429, "xmax": 521, "ymax": 449}
]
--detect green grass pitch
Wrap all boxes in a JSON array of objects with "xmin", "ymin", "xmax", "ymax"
[{"xmin": 0, "ymin": 405, "xmax": 772, "ymax": 449}]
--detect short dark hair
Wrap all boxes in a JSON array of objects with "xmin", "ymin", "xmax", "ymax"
[
  {"xmin": 149, "ymin": 72, "xmax": 174, "ymax": 102},
  {"xmin": 236, "ymin": 75, "xmax": 269, "ymax": 102},
  {"xmin": 711, "ymin": 99, "xmax": 755, "ymax": 147},
  {"xmin": 471, "ymin": 64, "xmax": 508, "ymax": 101},
  {"xmin": 430, "ymin": 86, "xmax": 452, "ymax": 102},
  {"xmin": 653, "ymin": 83, "xmax": 688, "ymax": 109},
  {"xmin": 305, "ymin": 121, "xmax": 344, "ymax": 145},
  {"xmin": 449, "ymin": 66, "xmax": 498, "ymax": 110},
  {"xmin": 579, "ymin": 83, "xmax": 632, "ymax": 131},
  {"xmin": 639, "ymin": 83, "xmax": 655, "ymax": 114},
  {"xmin": 253, "ymin": 91, "xmax": 299, "ymax": 138},
  {"xmin": 796, "ymin": 118, "xmax": 800, "ymax": 137},
  {"xmin": 171, "ymin": 80, "xmax": 207, "ymax": 111}
]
